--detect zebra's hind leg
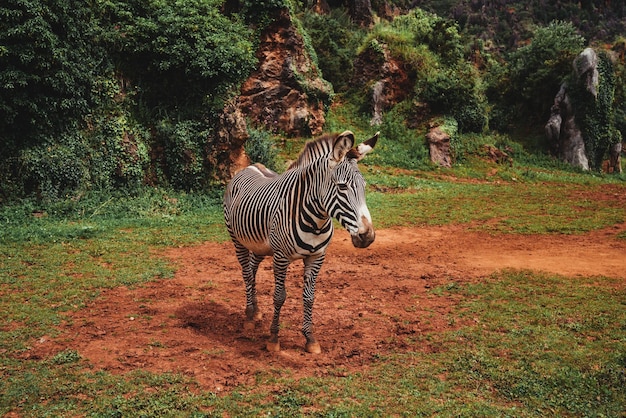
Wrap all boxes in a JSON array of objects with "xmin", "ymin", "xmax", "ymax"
[
  {"xmin": 247, "ymin": 252, "xmax": 265, "ymax": 326},
  {"xmin": 302, "ymin": 254, "xmax": 325, "ymax": 354},
  {"xmin": 234, "ymin": 242, "xmax": 262, "ymax": 330},
  {"xmin": 267, "ymin": 256, "xmax": 289, "ymax": 352}
]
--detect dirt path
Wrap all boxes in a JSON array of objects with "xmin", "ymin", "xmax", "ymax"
[{"xmin": 29, "ymin": 225, "xmax": 626, "ymax": 392}]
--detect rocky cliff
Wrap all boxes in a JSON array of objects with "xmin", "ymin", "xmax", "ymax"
[{"xmin": 237, "ymin": 8, "xmax": 332, "ymax": 138}]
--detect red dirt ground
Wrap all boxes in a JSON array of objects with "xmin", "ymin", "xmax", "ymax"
[{"xmin": 28, "ymin": 224, "xmax": 626, "ymax": 392}]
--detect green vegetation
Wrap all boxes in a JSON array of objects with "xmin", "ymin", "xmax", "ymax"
[
  {"xmin": 1, "ymin": 0, "xmax": 257, "ymax": 199},
  {"xmin": 2, "ymin": 1, "xmax": 626, "ymax": 200},
  {"xmin": 355, "ymin": 8, "xmax": 487, "ymax": 133},
  {"xmin": 495, "ymin": 21, "xmax": 586, "ymax": 126},
  {"xmin": 244, "ymin": 128, "xmax": 283, "ymax": 172}
]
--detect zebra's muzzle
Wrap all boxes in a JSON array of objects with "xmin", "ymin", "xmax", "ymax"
[{"xmin": 350, "ymin": 216, "xmax": 375, "ymax": 248}]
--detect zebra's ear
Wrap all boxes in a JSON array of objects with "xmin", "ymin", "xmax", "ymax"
[
  {"xmin": 355, "ymin": 131, "xmax": 379, "ymax": 161},
  {"xmin": 332, "ymin": 131, "xmax": 356, "ymax": 163}
]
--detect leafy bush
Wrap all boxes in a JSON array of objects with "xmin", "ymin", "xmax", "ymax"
[
  {"xmin": 99, "ymin": 0, "xmax": 257, "ymax": 116},
  {"xmin": 244, "ymin": 129, "xmax": 282, "ymax": 172},
  {"xmin": 360, "ymin": 9, "xmax": 487, "ymax": 133},
  {"xmin": 301, "ymin": 8, "xmax": 364, "ymax": 92},
  {"xmin": 375, "ymin": 101, "xmax": 430, "ymax": 169},
  {"xmin": 500, "ymin": 21, "xmax": 585, "ymax": 125},
  {"xmin": 19, "ymin": 135, "xmax": 89, "ymax": 200},
  {"xmin": 0, "ymin": 0, "xmax": 108, "ymax": 147},
  {"xmin": 154, "ymin": 120, "xmax": 210, "ymax": 191},
  {"xmin": 418, "ymin": 65, "xmax": 487, "ymax": 133},
  {"xmin": 239, "ymin": 0, "xmax": 290, "ymax": 27},
  {"xmin": 88, "ymin": 113, "xmax": 151, "ymax": 191}
]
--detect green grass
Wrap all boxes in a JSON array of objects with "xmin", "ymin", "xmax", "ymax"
[
  {"xmin": 1, "ymin": 164, "xmax": 626, "ymax": 416},
  {"xmin": 365, "ymin": 166, "xmax": 626, "ymax": 233}
]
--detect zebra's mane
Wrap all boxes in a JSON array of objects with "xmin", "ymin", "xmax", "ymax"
[
  {"xmin": 288, "ymin": 134, "xmax": 336, "ymax": 170},
  {"xmin": 288, "ymin": 133, "xmax": 359, "ymax": 170}
]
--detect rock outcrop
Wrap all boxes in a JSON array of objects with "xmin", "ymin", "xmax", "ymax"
[
  {"xmin": 237, "ymin": 8, "xmax": 332, "ymax": 138},
  {"xmin": 352, "ymin": 42, "xmax": 415, "ymax": 126},
  {"xmin": 426, "ymin": 126, "xmax": 452, "ymax": 168},
  {"xmin": 545, "ymin": 47, "xmax": 625, "ymax": 172},
  {"xmin": 544, "ymin": 48, "xmax": 602, "ymax": 171},
  {"xmin": 545, "ymin": 83, "xmax": 589, "ymax": 170},
  {"xmin": 210, "ymin": 99, "xmax": 251, "ymax": 180}
]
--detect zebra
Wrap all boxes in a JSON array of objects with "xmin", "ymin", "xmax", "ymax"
[{"xmin": 223, "ymin": 130, "xmax": 378, "ymax": 353}]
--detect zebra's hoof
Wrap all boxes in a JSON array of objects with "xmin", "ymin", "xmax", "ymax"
[
  {"xmin": 243, "ymin": 320, "xmax": 256, "ymax": 331},
  {"xmin": 305, "ymin": 341, "xmax": 321, "ymax": 354},
  {"xmin": 266, "ymin": 341, "xmax": 281, "ymax": 352}
]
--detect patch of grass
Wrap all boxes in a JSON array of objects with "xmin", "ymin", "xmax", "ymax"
[
  {"xmin": 437, "ymin": 271, "xmax": 626, "ymax": 416},
  {"xmin": 365, "ymin": 172, "xmax": 625, "ymax": 233}
]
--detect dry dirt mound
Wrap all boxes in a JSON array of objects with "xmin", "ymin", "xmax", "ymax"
[{"xmin": 29, "ymin": 225, "xmax": 626, "ymax": 392}]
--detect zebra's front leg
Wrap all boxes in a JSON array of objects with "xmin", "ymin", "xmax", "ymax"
[
  {"xmin": 302, "ymin": 253, "xmax": 325, "ymax": 354},
  {"xmin": 267, "ymin": 256, "xmax": 289, "ymax": 352}
]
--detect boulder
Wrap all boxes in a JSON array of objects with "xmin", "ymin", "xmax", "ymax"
[
  {"xmin": 426, "ymin": 126, "xmax": 452, "ymax": 168},
  {"xmin": 573, "ymin": 47, "xmax": 599, "ymax": 98}
]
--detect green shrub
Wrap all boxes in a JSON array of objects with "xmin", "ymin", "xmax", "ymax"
[
  {"xmin": 155, "ymin": 120, "xmax": 209, "ymax": 191},
  {"xmin": 245, "ymin": 129, "xmax": 282, "ymax": 172},
  {"xmin": 301, "ymin": 8, "xmax": 364, "ymax": 92},
  {"xmin": 502, "ymin": 21, "xmax": 585, "ymax": 124},
  {"xmin": 240, "ymin": 0, "xmax": 290, "ymax": 27},
  {"xmin": 0, "ymin": 0, "xmax": 109, "ymax": 146},
  {"xmin": 418, "ymin": 65, "xmax": 487, "ymax": 133},
  {"xmin": 375, "ymin": 101, "xmax": 430, "ymax": 169},
  {"xmin": 19, "ymin": 136, "xmax": 89, "ymax": 200},
  {"xmin": 88, "ymin": 114, "xmax": 151, "ymax": 191},
  {"xmin": 99, "ymin": 0, "xmax": 257, "ymax": 116},
  {"xmin": 454, "ymin": 100, "xmax": 488, "ymax": 134}
]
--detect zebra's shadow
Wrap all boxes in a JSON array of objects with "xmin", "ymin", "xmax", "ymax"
[
  {"xmin": 174, "ymin": 300, "xmax": 266, "ymax": 346},
  {"xmin": 173, "ymin": 298, "xmax": 316, "ymax": 357}
]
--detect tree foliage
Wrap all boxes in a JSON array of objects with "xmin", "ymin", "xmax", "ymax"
[
  {"xmin": 99, "ymin": 0, "xmax": 256, "ymax": 115},
  {"xmin": 0, "ymin": 0, "xmax": 257, "ymax": 200},
  {"xmin": 301, "ymin": 8, "xmax": 362, "ymax": 92},
  {"xmin": 0, "ymin": 0, "xmax": 108, "ymax": 147},
  {"xmin": 488, "ymin": 21, "xmax": 585, "ymax": 130}
]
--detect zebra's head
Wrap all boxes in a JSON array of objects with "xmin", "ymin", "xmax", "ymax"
[{"xmin": 328, "ymin": 131, "xmax": 378, "ymax": 249}]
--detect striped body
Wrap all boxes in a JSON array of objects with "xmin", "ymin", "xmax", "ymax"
[{"xmin": 223, "ymin": 131, "xmax": 377, "ymax": 353}]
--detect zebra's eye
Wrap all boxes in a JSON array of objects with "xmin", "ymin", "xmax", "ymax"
[{"xmin": 337, "ymin": 183, "xmax": 349, "ymax": 191}]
